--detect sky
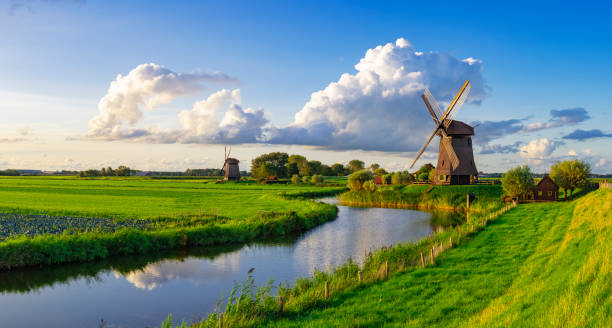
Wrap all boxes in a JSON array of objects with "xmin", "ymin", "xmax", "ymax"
[{"xmin": 1, "ymin": 0, "xmax": 611, "ymax": 173}]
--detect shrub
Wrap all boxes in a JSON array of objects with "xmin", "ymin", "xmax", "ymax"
[
  {"xmin": 502, "ymin": 165, "xmax": 535, "ymax": 198},
  {"xmin": 291, "ymin": 174, "xmax": 300, "ymax": 184},
  {"xmin": 373, "ymin": 168, "xmax": 388, "ymax": 176},
  {"xmin": 311, "ymin": 175, "xmax": 324, "ymax": 184},
  {"xmin": 347, "ymin": 169, "xmax": 373, "ymax": 191},
  {"xmin": 382, "ymin": 174, "xmax": 392, "ymax": 185},
  {"xmin": 391, "ymin": 171, "xmax": 412, "ymax": 185},
  {"xmin": 362, "ymin": 180, "xmax": 377, "ymax": 192},
  {"xmin": 302, "ymin": 176, "xmax": 311, "ymax": 184}
]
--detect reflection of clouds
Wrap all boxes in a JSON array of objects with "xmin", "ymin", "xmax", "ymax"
[
  {"xmin": 116, "ymin": 250, "xmax": 243, "ymax": 290},
  {"xmin": 293, "ymin": 207, "xmax": 433, "ymax": 275}
]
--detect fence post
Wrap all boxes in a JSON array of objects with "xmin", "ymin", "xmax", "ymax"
[
  {"xmin": 430, "ymin": 248, "xmax": 434, "ymax": 264},
  {"xmin": 385, "ymin": 261, "xmax": 389, "ymax": 277},
  {"xmin": 449, "ymin": 236, "xmax": 453, "ymax": 247},
  {"xmin": 324, "ymin": 281, "xmax": 329, "ymax": 299},
  {"xmin": 358, "ymin": 271, "xmax": 362, "ymax": 284},
  {"xmin": 420, "ymin": 252, "xmax": 425, "ymax": 268},
  {"xmin": 466, "ymin": 194, "xmax": 470, "ymax": 209},
  {"xmin": 218, "ymin": 313, "xmax": 223, "ymax": 328}
]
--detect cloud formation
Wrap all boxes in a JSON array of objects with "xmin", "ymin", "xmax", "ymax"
[
  {"xmin": 267, "ymin": 38, "xmax": 486, "ymax": 151},
  {"xmin": 86, "ymin": 63, "xmax": 236, "ymax": 140},
  {"xmin": 519, "ymin": 138, "xmax": 561, "ymax": 160},
  {"xmin": 522, "ymin": 107, "xmax": 590, "ymax": 132},
  {"xmin": 562, "ymin": 129, "xmax": 612, "ymax": 141},
  {"xmin": 479, "ymin": 141, "xmax": 522, "ymax": 154}
]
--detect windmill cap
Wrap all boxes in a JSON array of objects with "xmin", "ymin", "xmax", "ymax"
[
  {"xmin": 225, "ymin": 158, "xmax": 240, "ymax": 163},
  {"xmin": 445, "ymin": 120, "xmax": 474, "ymax": 136}
]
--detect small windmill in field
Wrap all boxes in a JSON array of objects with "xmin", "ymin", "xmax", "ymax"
[
  {"xmin": 410, "ymin": 80, "xmax": 478, "ymax": 185},
  {"xmin": 220, "ymin": 146, "xmax": 240, "ymax": 181}
]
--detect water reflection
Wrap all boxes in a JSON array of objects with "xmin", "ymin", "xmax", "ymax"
[{"xmin": 0, "ymin": 202, "xmax": 465, "ymax": 328}]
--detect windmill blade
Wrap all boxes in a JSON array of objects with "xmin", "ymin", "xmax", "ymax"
[
  {"xmin": 409, "ymin": 127, "xmax": 439, "ymax": 169},
  {"xmin": 227, "ymin": 146, "xmax": 232, "ymax": 159},
  {"xmin": 440, "ymin": 135, "xmax": 460, "ymax": 169},
  {"xmin": 422, "ymin": 89, "xmax": 443, "ymax": 122},
  {"xmin": 440, "ymin": 80, "xmax": 471, "ymax": 125}
]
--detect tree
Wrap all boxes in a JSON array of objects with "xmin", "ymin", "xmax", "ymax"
[
  {"xmin": 502, "ymin": 165, "xmax": 536, "ymax": 198},
  {"xmin": 391, "ymin": 171, "xmax": 412, "ymax": 185},
  {"xmin": 362, "ymin": 180, "xmax": 377, "ymax": 192},
  {"xmin": 251, "ymin": 152, "xmax": 289, "ymax": 179},
  {"xmin": 302, "ymin": 175, "xmax": 310, "ymax": 183},
  {"xmin": 347, "ymin": 169, "xmax": 373, "ymax": 191},
  {"xmin": 382, "ymin": 174, "xmax": 392, "ymax": 185},
  {"xmin": 291, "ymin": 174, "xmax": 300, "ymax": 184},
  {"xmin": 320, "ymin": 164, "xmax": 333, "ymax": 176},
  {"xmin": 373, "ymin": 168, "xmax": 388, "ymax": 176},
  {"xmin": 347, "ymin": 160, "xmax": 365, "ymax": 173},
  {"xmin": 287, "ymin": 154, "xmax": 308, "ymax": 176},
  {"xmin": 370, "ymin": 163, "xmax": 380, "ymax": 171},
  {"xmin": 550, "ymin": 159, "xmax": 591, "ymax": 199},
  {"xmin": 331, "ymin": 163, "xmax": 347, "ymax": 176},
  {"xmin": 308, "ymin": 160, "xmax": 322, "ymax": 175},
  {"xmin": 415, "ymin": 164, "xmax": 435, "ymax": 181}
]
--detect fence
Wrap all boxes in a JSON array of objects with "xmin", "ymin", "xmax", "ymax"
[{"xmin": 600, "ymin": 181, "xmax": 611, "ymax": 190}]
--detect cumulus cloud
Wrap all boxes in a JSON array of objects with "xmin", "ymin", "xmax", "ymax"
[
  {"xmin": 562, "ymin": 129, "xmax": 612, "ymax": 141},
  {"xmin": 86, "ymin": 63, "xmax": 235, "ymax": 139},
  {"xmin": 519, "ymin": 138, "xmax": 562, "ymax": 160},
  {"xmin": 266, "ymin": 38, "xmax": 486, "ymax": 152},
  {"xmin": 522, "ymin": 107, "xmax": 590, "ymax": 132}
]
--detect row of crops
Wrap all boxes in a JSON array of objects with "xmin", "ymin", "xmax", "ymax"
[{"xmin": 0, "ymin": 213, "xmax": 156, "ymax": 240}]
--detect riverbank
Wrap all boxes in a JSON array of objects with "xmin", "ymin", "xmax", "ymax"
[
  {"xmin": 242, "ymin": 189, "xmax": 608, "ymax": 327},
  {"xmin": 339, "ymin": 184, "xmax": 505, "ymax": 213}
]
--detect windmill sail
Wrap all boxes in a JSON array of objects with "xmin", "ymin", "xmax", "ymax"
[
  {"xmin": 423, "ymin": 89, "xmax": 443, "ymax": 120},
  {"xmin": 443, "ymin": 81, "xmax": 470, "ymax": 129},
  {"xmin": 440, "ymin": 136, "xmax": 460, "ymax": 169}
]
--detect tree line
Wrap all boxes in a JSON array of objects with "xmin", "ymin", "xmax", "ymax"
[{"xmin": 78, "ymin": 166, "xmax": 134, "ymax": 177}]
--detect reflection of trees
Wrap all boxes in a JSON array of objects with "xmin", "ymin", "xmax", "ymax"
[
  {"xmin": 429, "ymin": 211, "xmax": 467, "ymax": 231},
  {"xmin": 0, "ymin": 244, "xmax": 242, "ymax": 294}
]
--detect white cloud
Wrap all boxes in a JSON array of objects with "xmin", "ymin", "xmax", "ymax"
[
  {"xmin": 567, "ymin": 150, "xmax": 577, "ymax": 156},
  {"xmin": 86, "ymin": 63, "xmax": 235, "ymax": 139},
  {"xmin": 267, "ymin": 38, "xmax": 486, "ymax": 151},
  {"xmin": 594, "ymin": 158, "xmax": 606, "ymax": 168},
  {"xmin": 519, "ymin": 138, "xmax": 560, "ymax": 160}
]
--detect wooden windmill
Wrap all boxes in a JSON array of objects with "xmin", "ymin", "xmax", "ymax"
[
  {"xmin": 220, "ymin": 146, "xmax": 240, "ymax": 181},
  {"xmin": 409, "ymin": 80, "xmax": 478, "ymax": 185}
]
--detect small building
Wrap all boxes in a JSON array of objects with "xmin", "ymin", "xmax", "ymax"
[
  {"xmin": 373, "ymin": 176, "xmax": 383, "ymax": 185},
  {"xmin": 534, "ymin": 175, "xmax": 558, "ymax": 201},
  {"xmin": 224, "ymin": 158, "xmax": 241, "ymax": 181}
]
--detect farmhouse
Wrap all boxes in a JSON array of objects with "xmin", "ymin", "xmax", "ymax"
[{"xmin": 534, "ymin": 175, "xmax": 558, "ymax": 201}]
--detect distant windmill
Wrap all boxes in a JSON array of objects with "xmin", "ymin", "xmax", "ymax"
[
  {"xmin": 220, "ymin": 146, "xmax": 241, "ymax": 181},
  {"xmin": 410, "ymin": 80, "xmax": 478, "ymax": 185}
]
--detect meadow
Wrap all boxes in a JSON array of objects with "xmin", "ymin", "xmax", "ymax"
[
  {"xmin": 0, "ymin": 176, "xmax": 344, "ymax": 269},
  {"xmin": 174, "ymin": 188, "xmax": 610, "ymax": 328}
]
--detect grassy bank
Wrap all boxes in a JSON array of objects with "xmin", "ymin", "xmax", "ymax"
[
  {"xmin": 340, "ymin": 184, "xmax": 504, "ymax": 213},
  {"xmin": 165, "ymin": 189, "xmax": 610, "ymax": 327},
  {"xmin": 0, "ymin": 177, "xmax": 344, "ymax": 269},
  {"xmin": 259, "ymin": 189, "xmax": 610, "ymax": 327}
]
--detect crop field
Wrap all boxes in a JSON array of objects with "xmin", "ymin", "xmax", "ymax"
[
  {"xmin": 0, "ymin": 176, "xmax": 343, "ymax": 220},
  {"xmin": 0, "ymin": 176, "xmax": 344, "ymax": 268},
  {"xmin": 261, "ymin": 189, "xmax": 611, "ymax": 327}
]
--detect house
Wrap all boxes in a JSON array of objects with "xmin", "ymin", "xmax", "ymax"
[
  {"xmin": 373, "ymin": 176, "xmax": 383, "ymax": 185},
  {"xmin": 534, "ymin": 175, "xmax": 558, "ymax": 201}
]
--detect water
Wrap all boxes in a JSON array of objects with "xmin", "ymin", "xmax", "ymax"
[{"xmin": 0, "ymin": 199, "xmax": 464, "ymax": 327}]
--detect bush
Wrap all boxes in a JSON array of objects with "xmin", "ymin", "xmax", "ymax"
[
  {"xmin": 302, "ymin": 176, "xmax": 311, "ymax": 184},
  {"xmin": 291, "ymin": 174, "xmax": 300, "ymax": 184},
  {"xmin": 362, "ymin": 180, "xmax": 377, "ymax": 192},
  {"xmin": 373, "ymin": 168, "xmax": 388, "ymax": 176},
  {"xmin": 311, "ymin": 175, "xmax": 324, "ymax": 184},
  {"xmin": 382, "ymin": 174, "xmax": 392, "ymax": 185},
  {"xmin": 391, "ymin": 172, "xmax": 412, "ymax": 185},
  {"xmin": 502, "ymin": 165, "xmax": 535, "ymax": 198},
  {"xmin": 347, "ymin": 170, "xmax": 373, "ymax": 191}
]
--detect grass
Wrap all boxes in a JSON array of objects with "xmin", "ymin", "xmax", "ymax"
[
  {"xmin": 0, "ymin": 176, "xmax": 344, "ymax": 220},
  {"xmin": 0, "ymin": 176, "xmax": 345, "ymax": 269},
  {"xmin": 258, "ymin": 189, "xmax": 611, "ymax": 327}
]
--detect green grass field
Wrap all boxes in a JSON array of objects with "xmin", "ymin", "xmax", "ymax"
[
  {"xmin": 261, "ymin": 189, "xmax": 611, "ymax": 327},
  {"xmin": 0, "ymin": 176, "xmax": 344, "ymax": 220}
]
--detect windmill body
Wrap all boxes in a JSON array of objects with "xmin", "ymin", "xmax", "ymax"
[
  {"xmin": 410, "ymin": 80, "xmax": 478, "ymax": 185},
  {"xmin": 221, "ymin": 146, "xmax": 241, "ymax": 181},
  {"xmin": 434, "ymin": 120, "xmax": 477, "ymax": 185}
]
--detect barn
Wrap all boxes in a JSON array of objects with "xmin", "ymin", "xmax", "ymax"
[{"xmin": 534, "ymin": 175, "xmax": 558, "ymax": 201}]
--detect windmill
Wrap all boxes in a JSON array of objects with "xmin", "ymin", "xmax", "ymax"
[
  {"xmin": 220, "ymin": 146, "xmax": 241, "ymax": 181},
  {"xmin": 409, "ymin": 80, "xmax": 478, "ymax": 185}
]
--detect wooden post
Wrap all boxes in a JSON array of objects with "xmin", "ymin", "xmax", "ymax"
[
  {"xmin": 218, "ymin": 313, "xmax": 223, "ymax": 328},
  {"xmin": 449, "ymin": 236, "xmax": 453, "ymax": 247},
  {"xmin": 385, "ymin": 261, "xmax": 389, "ymax": 277},
  {"xmin": 324, "ymin": 281, "xmax": 329, "ymax": 299},
  {"xmin": 420, "ymin": 252, "xmax": 425, "ymax": 268},
  {"xmin": 358, "ymin": 271, "xmax": 362, "ymax": 284},
  {"xmin": 430, "ymin": 248, "xmax": 434, "ymax": 264},
  {"xmin": 466, "ymin": 194, "xmax": 470, "ymax": 209}
]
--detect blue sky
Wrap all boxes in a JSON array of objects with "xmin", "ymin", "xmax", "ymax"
[{"xmin": 1, "ymin": 0, "xmax": 611, "ymax": 173}]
